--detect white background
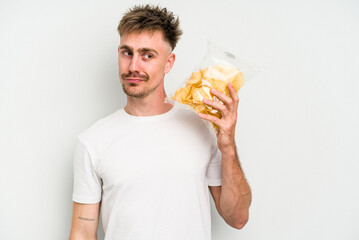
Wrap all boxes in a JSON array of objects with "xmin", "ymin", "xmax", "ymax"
[{"xmin": 1, "ymin": 0, "xmax": 358, "ymax": 239}]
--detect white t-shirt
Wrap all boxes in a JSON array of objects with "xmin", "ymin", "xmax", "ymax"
[{"xmin": 72, "ymin": 103, "xmax": 222, "ymax": 240}]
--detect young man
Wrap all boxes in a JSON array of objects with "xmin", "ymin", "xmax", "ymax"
[{"xmin": 69, "ymin": 5, "xmax": 251, "ymax": 240}]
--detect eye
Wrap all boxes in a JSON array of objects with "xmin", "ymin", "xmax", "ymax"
[
  {"xmin": 143, "ymin": 53, "xmax": 153, "ymax": 59},
  {"xmin": 122, "ymin": 50, "xmax": 132, "ymax": 56}
]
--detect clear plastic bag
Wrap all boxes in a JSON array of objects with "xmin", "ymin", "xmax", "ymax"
[{"xmin": 167, "ymin": 39, "xmax": 263, "ymax": 132}]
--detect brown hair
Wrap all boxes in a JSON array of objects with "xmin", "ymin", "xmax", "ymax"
[{"xmin": 117, "ymin": 4, "xmax": 183, "ymax": 50}]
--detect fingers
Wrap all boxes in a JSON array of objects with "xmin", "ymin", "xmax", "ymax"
[
  {"xmin": 198, "ymin": 112, "xmax": 221, "ymax": 126},
  {"xmin": 227, "ymin": 83, "xmax": 239, "ymax": 103},
  {"xmin": 203, "ymin": 83, "xmax": 239, "ymax": 114},
  {"xmin": 209, "ymin": 83, "xmax": 239, "ymax": 111},
  {"xmin": 210, "ymin": 88, "xmax": 233, "ymax": 107},
  {"xmin": 203, "ymin": 98, "xmax": 228, "ymax": 116},
  {"xmin": 198, "ymin": 83, "xmax": 239, "ymax": 136},
  {"xmin": 199, "ymin": 83, "xmax": 239, "ymax": 130}
]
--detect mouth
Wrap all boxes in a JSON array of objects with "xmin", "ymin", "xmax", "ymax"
[
  {"xmin": 121, "ymin": 72, "xmax": 149, "ymax": 84},
  {"xmin": 124, "ymin": 78, "xmax": 144, "ymax": 83}
]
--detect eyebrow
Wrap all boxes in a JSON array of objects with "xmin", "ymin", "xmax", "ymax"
[{"xmin": 119, "ymin": 45, "xmax": 159, "ymax": 56}]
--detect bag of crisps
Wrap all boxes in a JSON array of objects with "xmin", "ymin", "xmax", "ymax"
[{"xmin": 168, "ymin": 39, "xmax": 263, "ymax": 132}]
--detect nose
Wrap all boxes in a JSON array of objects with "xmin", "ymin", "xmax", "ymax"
[{"xmin": 129, "ymin": 55, "xmax": 141, "ymax": 73}]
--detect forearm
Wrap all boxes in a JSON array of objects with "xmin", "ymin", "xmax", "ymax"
[
  {"xmin": 69, "ymin": 231, "xmax": 97, "ymax": 240},
  {"xmin": 219, "ymin": 145, "xmax": 252, "ymax": 229}
]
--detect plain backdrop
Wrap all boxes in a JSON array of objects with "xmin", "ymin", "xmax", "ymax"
[{"xmin": 1, "ymin": 0, "xmax": 358, "ymax": 239}]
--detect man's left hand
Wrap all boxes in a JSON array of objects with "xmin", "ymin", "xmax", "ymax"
[{"xmin": 198, "ymin": 83, "xmax": 239, "ymax": 153}]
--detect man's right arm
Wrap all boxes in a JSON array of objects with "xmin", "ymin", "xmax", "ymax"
[{"xmin": 69, "ymin": 201, "xmax": 101, "ymax": 240}]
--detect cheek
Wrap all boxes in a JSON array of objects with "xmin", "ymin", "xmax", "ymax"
[
  {"xmin": 118, "ymin": 60, "xmax": 129, "ymax": 73},
  {"xmin": 154, "ymin": 59, "xmax": 168, "ymax": 73},
  {"xmin": 152, "ymin": 65, "xmax": 167, "ymax": 79},
  {"xmin": 144, "ymin": 60, "xmax": 165, "ymax": 75}
]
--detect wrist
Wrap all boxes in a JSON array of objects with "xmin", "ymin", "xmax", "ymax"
[{"xmin": 219, "ymin": 144, "xmax": 237, "ymax": 158}]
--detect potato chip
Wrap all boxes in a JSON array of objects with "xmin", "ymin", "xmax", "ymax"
[{"xmin": 171, "ymin": 63, "xmax": 245, "ymax": 132}]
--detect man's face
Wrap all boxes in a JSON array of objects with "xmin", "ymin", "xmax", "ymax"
[{"xmin": 118, "ymin": 30, "xmax": 175, "ymax": 98}]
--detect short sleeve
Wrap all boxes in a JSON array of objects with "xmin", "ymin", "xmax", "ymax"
[
  {"xmin": 72, "ymin": 137, "xmax": 102, "ymax": 203},
  {"xmin": 206, "ymin": 148, "xmax": 222, "ymax": 186}
]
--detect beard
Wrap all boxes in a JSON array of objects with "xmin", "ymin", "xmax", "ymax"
[{"xmin": 121, "ymin": 72, "xmax": 160, "ymax": 98}]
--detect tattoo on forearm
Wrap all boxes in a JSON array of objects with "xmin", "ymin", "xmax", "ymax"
[{"xmin": 78, "ymin": 216, "xmax": 95, "ymax": 221}]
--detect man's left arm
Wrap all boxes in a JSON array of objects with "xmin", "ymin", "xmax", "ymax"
[{"xmin": 198, "ymin": 83, "xmax": 252, "ymax": 229}]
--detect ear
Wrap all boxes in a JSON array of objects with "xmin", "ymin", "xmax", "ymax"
[{"xmin": 164, "ymin": 53, "xmax": 176, "ymax": 74}]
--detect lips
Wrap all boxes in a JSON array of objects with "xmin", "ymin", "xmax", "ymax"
[
  {"xmin": 122, "ymin": 73, "xmax": 149, "ymax": 83},
  {"xmin": 125, "ymin": 78, "xmax": 144, "ymax": 83}
]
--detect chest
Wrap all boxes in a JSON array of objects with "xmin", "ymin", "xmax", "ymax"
[{"xmin": 97, "ymin": 123, "xmax": 213, "ymax": 188}]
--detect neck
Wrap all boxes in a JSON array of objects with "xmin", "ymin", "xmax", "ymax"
[{"xmin": 124, "ymin": 86, "xmax": 174, "ymax": 117}]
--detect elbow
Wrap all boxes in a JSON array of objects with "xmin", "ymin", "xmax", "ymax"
[
  {"xmin": 226, "ymin": 210, "xmax": 249, "ymax": 230},
  {"xmin": 233, "ymin": 217, "xmax": 248, "ymax": 229},
  {"xmin": 220, "ymin": 194, "xmax": 251, "ymax": 230}
]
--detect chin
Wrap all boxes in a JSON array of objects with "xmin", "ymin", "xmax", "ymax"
[{"xmin": 122, "ymin": 86, "xmax": 148, "ymax": 98}]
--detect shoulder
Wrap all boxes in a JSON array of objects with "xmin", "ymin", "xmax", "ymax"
[
  {"xmin": 77, "ymin": 108, "xmax": 124, "ymax": 152},
  {"xmin": 80, "ymin": 109, "xmax": 120, "ymax": 137}
]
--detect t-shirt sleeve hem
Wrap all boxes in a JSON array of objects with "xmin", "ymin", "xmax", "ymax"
[
  {"xmin": 207, "ymin": 179, "xmax": 222, "ymax": 186},
  {"xmin": 72, "ymin": 194, "xmax": 101, "ymax": 204}
]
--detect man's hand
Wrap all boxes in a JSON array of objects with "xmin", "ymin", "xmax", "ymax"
[
  {"xmin": 199, "ymin": 82, "xmax": 251, "ymax": 229},
  {"xmin": 198, "ymin": 82, "xmax": 239, "ymax": 152}
]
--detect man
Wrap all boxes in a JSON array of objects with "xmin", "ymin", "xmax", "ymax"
[{"xmin": 69, "ymin": 4, "xmax": 251, "ymax": 240}]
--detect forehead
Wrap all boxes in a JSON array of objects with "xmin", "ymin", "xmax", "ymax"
[{"xmin": 120, "ymin": 30, "xmax": 171, "ymax": 53}]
